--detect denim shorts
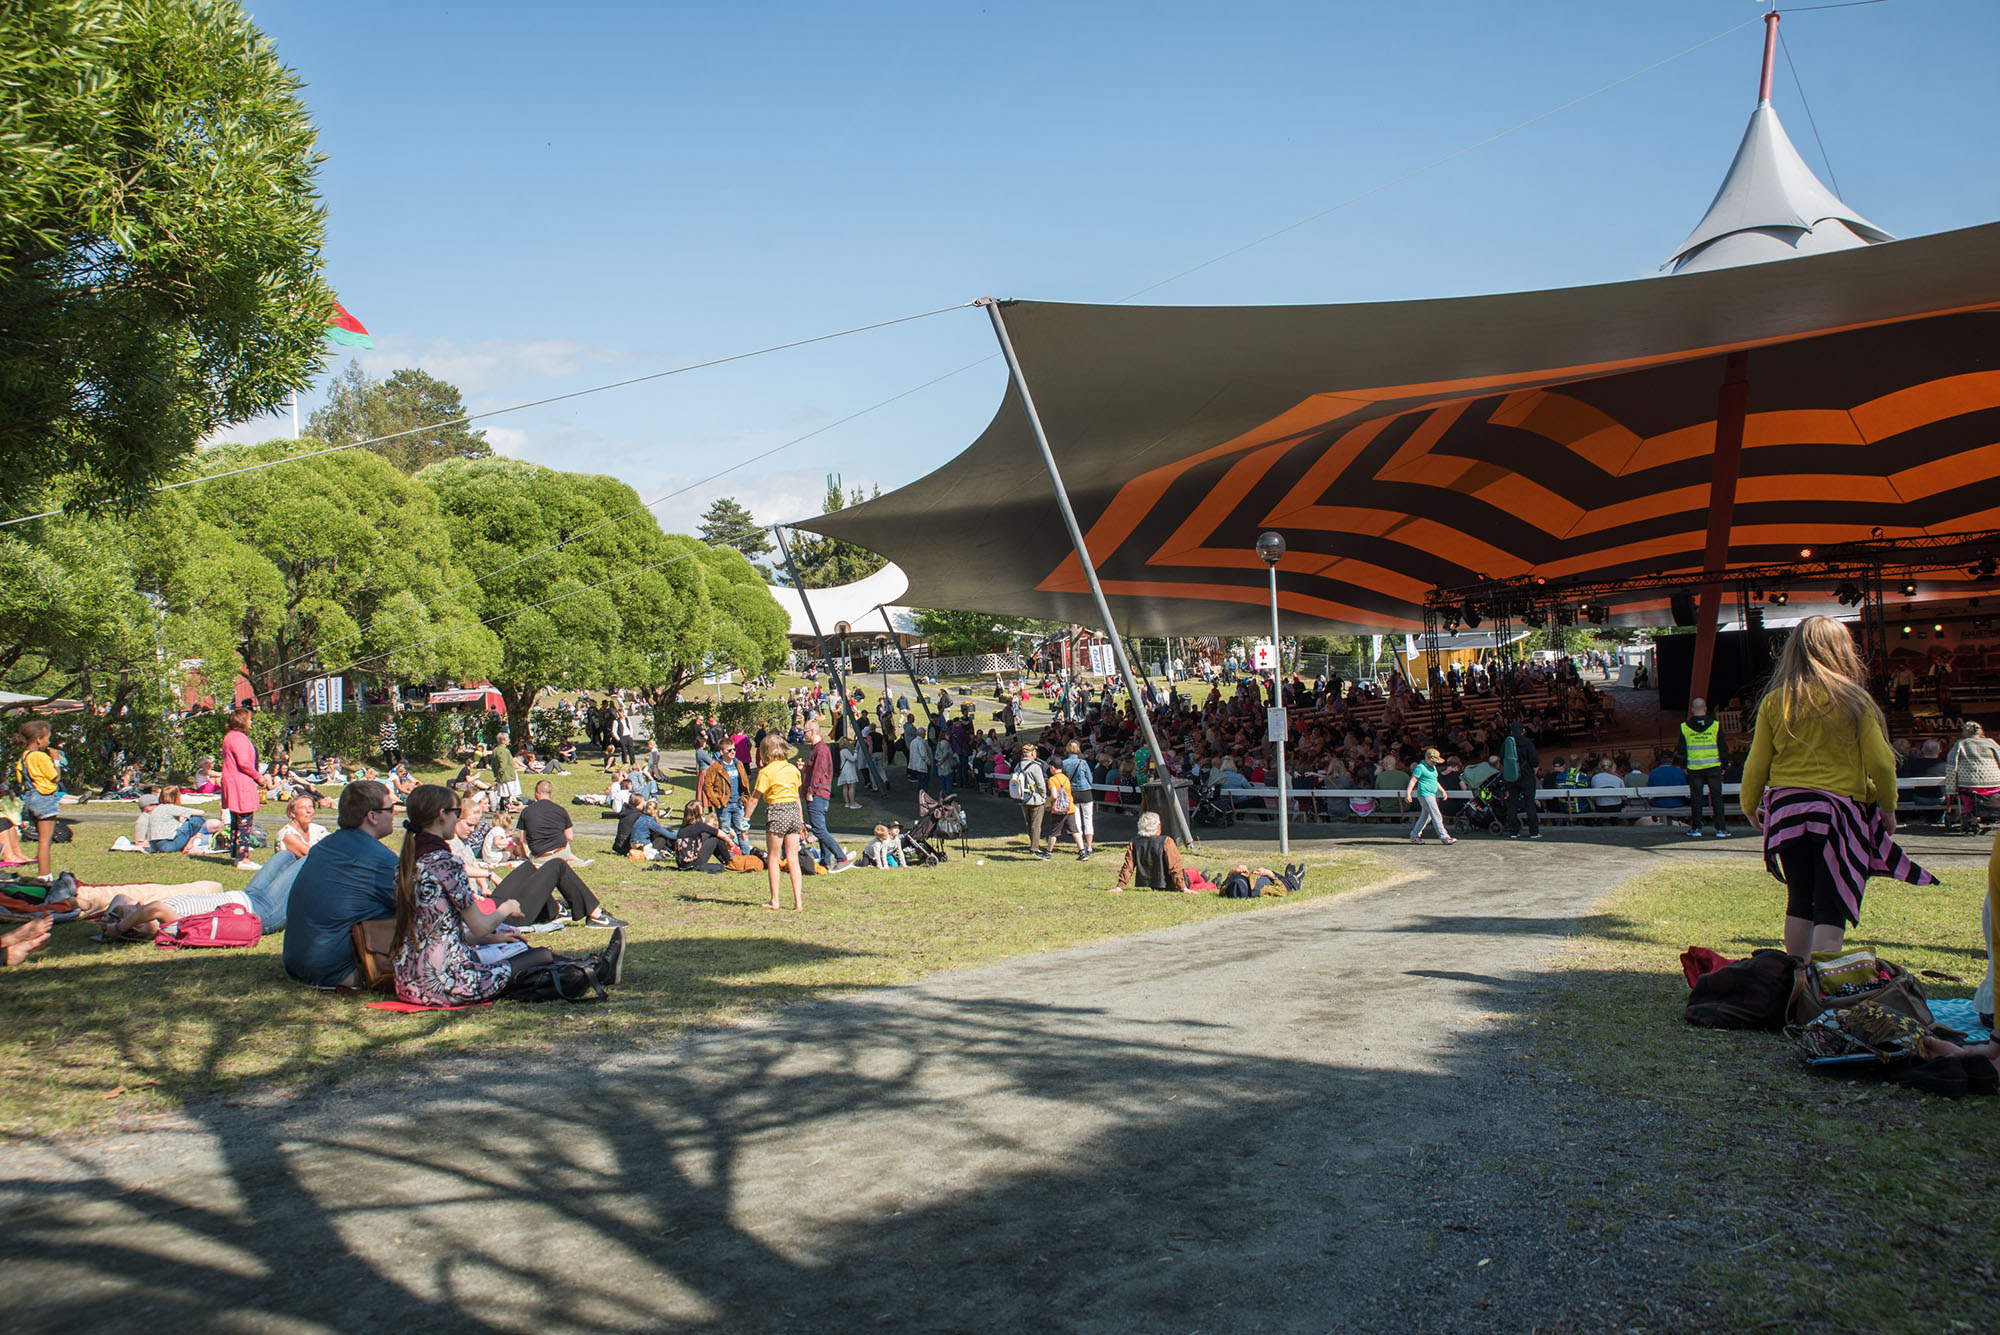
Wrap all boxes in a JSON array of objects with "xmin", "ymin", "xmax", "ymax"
[{"xmin": 20, "ymin": 789, "xmax": 61, "ymax": 821}]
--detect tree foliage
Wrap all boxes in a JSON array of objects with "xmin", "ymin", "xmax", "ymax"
[
  {"xmin": 308, "ymin": 363, "xmax": 492, "ymax": 473},
  {"xmin": 913, "ymin": 610, "xmax": 1065, "ymax": 657},
  {"xmin": 783, "ymin": 474, "xmax": 888, "ymax": 589},
  {"xmin": 0, "ymin": 0, "xmax": 335, "ymax": 510},
  {"xmin": 421, "ymin": 458, "xmax": 789, "ymax": 735},
  {"xmin": 697, "ymin": 495, "xmax": 774, "ymax": 574}
]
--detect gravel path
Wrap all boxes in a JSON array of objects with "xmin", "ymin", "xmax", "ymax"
[{"xmin": 3, "ymin": 832, "xmax": 1986, "ymax": 1333}]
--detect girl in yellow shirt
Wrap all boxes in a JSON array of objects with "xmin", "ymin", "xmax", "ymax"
[
  {"xmin": 11, "ymin": 719, "xmax": 60, "ymax": 881},
  {"xmin": 1740, "ymin": 617, "xmax": 1932, "ymax": 957},
  {"xmin": 745, "ymin": 734, "xmax": 806, "ymax": 911}
]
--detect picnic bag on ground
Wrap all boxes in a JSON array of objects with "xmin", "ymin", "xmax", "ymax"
[
  {"xmin": 504, "ymin": 957, "xmax": 606, "ymax": 1004},
  {"xmin": 727, "ymin": 852, "xmax": 765, "ymax": 873},
  {"xmin": 1683, "ymin": 949, "xmax": 1799, "ymax": 1030},
  {"xmin": 1785, "ymin": 1000, "xmax": 1930, "ymax": 1064},
  {"xmin": 155, "ymin": 902, "xmax": 262, "ymax": 949},
  {"xmin": 348, "ymin": 918, "xmax": 397, "ymax": 992},
  {"xmin": 1788, "ymin": 948, "xmax": 1934, "ymax": 1029}
]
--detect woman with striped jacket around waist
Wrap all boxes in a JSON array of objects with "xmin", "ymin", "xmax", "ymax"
[{"xmin": 1740, "ymin": 616, "xmax": 1932, "ymax": 958}]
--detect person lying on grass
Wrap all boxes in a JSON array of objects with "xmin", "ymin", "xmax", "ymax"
[
  {"xmin": 116, "ymin": 787, "xmax": 223, "ymax": 853},
  {"xmin": 99, "ymin": 885, "xmax": 259, "ymax": 941},
  {"xmin": 1110, "ymin": 811, "xmax": 1196, "ymax": 894},
  {"xmin": 1212, "ymin": 864, "xmax": 1306, "ymax": 897}
]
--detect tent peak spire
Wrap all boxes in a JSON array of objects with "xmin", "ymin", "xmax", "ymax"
[
  {"xmin": 1665, "ymin": 8, "xmax": 1890, "ymax": 275},
  {"xmin": 1757, "ymin": 9, "xmax": 1779, "ymax": 107}
]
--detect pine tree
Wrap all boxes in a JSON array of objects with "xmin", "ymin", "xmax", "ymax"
[{"xmin": 697, "ymin": 496, "xmax": 775, "ymax": 575}]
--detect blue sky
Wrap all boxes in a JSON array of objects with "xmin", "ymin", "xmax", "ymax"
[{"xmin": 217, "ymin": 0, "xmax": 2000, "ymax": 534}]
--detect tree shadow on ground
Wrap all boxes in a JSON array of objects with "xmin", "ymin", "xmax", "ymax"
[{"xmin": 2, "ymin": 964, "xmax": 1780, "ymax": 1334}]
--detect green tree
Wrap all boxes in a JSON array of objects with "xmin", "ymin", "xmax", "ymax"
[
  {"xmin": 697, "ymin": 496, "xmax": 774, "ymax": 567},
  {"xmin": 308, "ymin": 364, "xmax": 491, "ymax": 473},
  {"xmin": 191, "ymin": 442, "xmax": 499, "ymax": 698},
  {"xmin": 913, "ymin": 610, "xmax": 1065, "ymax": 657},
  {"xmin": 421, "ymin": 458, "xmax": 788, "ymax": 736},
  {"xmin": 784, "ymin": 474, "xmax": 888, "ymax": 588},
  {"xmin": 0, "ymin": 0, "xmax": 335, "ymax": 510}
]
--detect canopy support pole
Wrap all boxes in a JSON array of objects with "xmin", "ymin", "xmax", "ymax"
[
  {"xmin": 1690, "ymin": 350, "xmax": 1751, "ymax": 707},
  {"xmin": 774, "ymin": 526, "xmax": 879, "ymax": 791},
  {"xmin": 876, "ymin": 603, "xmax": 939, "ymax": 734},
  {"xmin": 978, "ymin": 297, "xmax": 1196, "ymax": 849}
]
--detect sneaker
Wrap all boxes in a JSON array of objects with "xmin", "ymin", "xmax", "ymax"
[
  {"xmin": 584, "ymin": 913, "xmax": 628, "ymax": 929},
  {"xmin": 1714, "ymin": 828, "xmax": 1731, "ymax": 839},
  {"xmin": 1688, "ymin": 828, "xmax": 1704, "ymax": 838},
  {"xmin": 594, "ymin": 926, "xmax": 627, "ymax": 987},
  {"xmin": 1076, "ymin": 851, "xmax": 1089, "ymax": 862},
  {"xmin": 235, "ymin": 859, "xmax": 261, "ymax": 872},
  {"xmin": 1508, "ymin": 832, "xmax": 1523, "ymax": 840},
  {"xmin": 1033, "ymin": 851, "xmax": 1051, "ymax": 861},
  {"xmin": 1528, "ymin": 833, "xmax": 1543, "ymax": 840}
]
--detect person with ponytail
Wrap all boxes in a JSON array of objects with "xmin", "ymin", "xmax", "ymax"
[
  {"xmin": 1741, "ymin": 616, "xmax": 1934, "ymax": 957},
  {"xmin": 392, "ymin": 784, "xmax": 555, "ymax": 1006}
]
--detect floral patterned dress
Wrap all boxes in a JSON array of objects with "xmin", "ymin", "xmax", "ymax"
[{"xmin": 393, "ymin": 844, "xmax": 515, "ymax": 1006}]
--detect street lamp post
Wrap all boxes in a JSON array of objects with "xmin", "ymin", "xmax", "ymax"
[{"xmin": 1256, "ymin": 531, "xmax": 1290, "ymax": 855}]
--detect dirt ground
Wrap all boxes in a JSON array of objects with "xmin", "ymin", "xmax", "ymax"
[{"xmin": 3, "ymin": 829, "xmax": 1989, "ymax": 1333}]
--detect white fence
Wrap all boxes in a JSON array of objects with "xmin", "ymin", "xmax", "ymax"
[{"xmin": 787, "ymin": 650, "xmax": 1026, "ymax": 678}]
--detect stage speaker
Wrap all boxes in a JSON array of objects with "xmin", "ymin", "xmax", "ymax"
[{"xmin": 1670, "ymin": 592, "xmax": 1697, "ymax": 627}]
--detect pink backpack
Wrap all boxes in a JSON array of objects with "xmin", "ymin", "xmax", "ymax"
[{"xmin": 155, "ymin": 902, "xmax": 262, "ymax": 949}]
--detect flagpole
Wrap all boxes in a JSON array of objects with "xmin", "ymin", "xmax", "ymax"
[{"xmin": 290, "ymin": 391, "xmax": 300, "ymax": 440}]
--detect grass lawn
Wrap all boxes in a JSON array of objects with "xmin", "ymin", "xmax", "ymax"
[
  {"xmin": 3, "ymin": 752, "xmax": 1383, "ymax": 1139},
  {"xmin": 1537, "ymin": 853, "xmax": 1998, "ymax": 1333}
]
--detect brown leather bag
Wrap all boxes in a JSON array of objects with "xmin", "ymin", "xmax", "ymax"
[
  {"xmin": 348, "ymin": 918, "xmax": 398, "ymax": 994},
  {"xmin": 1788, "ymin": 953, "xmax": 1933, "ymax": 1028}
]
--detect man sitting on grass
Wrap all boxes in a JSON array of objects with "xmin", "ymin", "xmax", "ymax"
[
  {"xmin": 1110, "ymin": 811, "xmax": 1195, "ymax": 894},
  {"xmin": 283, "ymin": 780, "xmax": 399, "ymax": 989},
  {"xmin": 519, "ymin": 780, "xmax": 592, "ymax": 866}
]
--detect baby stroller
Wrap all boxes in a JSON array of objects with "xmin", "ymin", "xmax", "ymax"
[
  {"xmin": 1191, "ymin": 776, "xmax": 1237, "ymax": 828},
  {"xmin": 1453, "ymin": 774, "xmax": 1510, "ymax": 836},
  {"xmin": 914, "ymin": 789, "xmax": 968, "ymax": 858},
  {"xmin": 1946, "ymin": 786, "xmax": 2000, "ymax": 836}
]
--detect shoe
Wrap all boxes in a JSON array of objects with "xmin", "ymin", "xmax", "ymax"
[
  {"xmin": 1076, "ymin": 851, "xmax": 1088, "ymax": 862},
  {"xmin": 1529, "ymin": 833, "xmax": 1543, "ymax": 840},
  {"xmin": 583, "ymin": 912, "xmax": 627, "ymax": 929},
  {"xmin": 1689, "ymin": 828, "xmax": 1704, "ymax": 838},
  {"xmin": 1033, "ymin": 851, "xmax": 1051, "ymax": 861},
  {"xmin": 235, "ymin": 859, "xmax": 261, "ymax": 872},
  {"xmin": 1714, "ymin": 829, "xmax": 1731, "ymax": 839},
  {"xmin": 594, "ymin": 926, "xmax": 627, "ymax": 987},
  {"xmin": 1508, "ymin": 832, "xmax": 1523, "ymax": 840},
  {"xmin": 1441, "ymin": 837, "xmax": 1457, "ymax": 845}
]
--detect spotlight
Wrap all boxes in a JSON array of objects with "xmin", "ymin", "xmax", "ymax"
[
  {"xmin": 1901, "ymin": 625, "xmax": 1912, "ymax": 639},
  {"xmin": 1523, "ymin": 607, "xmax": 1548, "ymax": 629},
  {"xmin": 1871, "ymin": 527, "xmax": 1885, "ymax": 539},
  {"xmin": 1901, "ymin": 581, "xmax": 1918, "ymax": 596},
  {"xmin": 1799, "ymin": 547, "xmax": 1814, "ymax": 559},
  {"xmin": 1934, "ymin": 623, "xmax": 1945, "ymax": 634},
  {"xmin": 1555, "ymin": 605, "xmax": 1577, "ymax": 627},
  {"xmin": 1769, "ymin": 591, "xmax": 1789, "ymax": 606},
  {"xmin": 1835, "ymin": 581, "xmax": 1862, "ymax": 606},
  {"xmin": 1442, "ymin": 612, "xmax": 1460, "ymax": 635},
  {"xmin": 1586, "ymin": 602, "xmax": 1609, "ymax": 626},
  {"xmin": 1532, "ymin": 576, "xmax": 1547, "ymax": 586}
]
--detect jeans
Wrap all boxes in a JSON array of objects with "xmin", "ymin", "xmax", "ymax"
[
  {"xmin": 1688, "ymin": 769, "xmax": 1726, "ymax": 831},
  {"xmin": 152, "ymin": 813, "xmax": 208, "ymax": 853},
  {"xmin": 722, "ymin": 800, "xmax": 749, "ymax": 840},
  {"xmin": 243, "ymin": 848, "xmax": 305, "ymax": 932},
  {"xmin": 806, "ymin": 796, "xmax": 845, "ymax": 864},
  {"xmin": 1410, "ymin": 790, "xmax": 1448, "ymax": 840}
]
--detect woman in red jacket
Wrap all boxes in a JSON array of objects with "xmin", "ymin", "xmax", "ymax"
[{"xmin": 220, "ymin": 708, "xmax": 267, "ymax": 872}]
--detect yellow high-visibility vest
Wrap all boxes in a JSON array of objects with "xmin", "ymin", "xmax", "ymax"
[{"xmin": 1681, "ymin": 720, "xmax": 1721, "ymax": 771}]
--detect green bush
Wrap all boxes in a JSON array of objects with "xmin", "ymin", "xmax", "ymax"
[
  {"xmin": 527, "ymin": 707, "xmax": 576, "ymax": 753},
  {"xmin": 169, "ymin": 711, "xmax": 286, "ymax": 781}
]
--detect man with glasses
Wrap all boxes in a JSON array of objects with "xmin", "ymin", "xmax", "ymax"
[{"xmin": 283, "ymin": 779, "xmax": 401, "ymax": 989}]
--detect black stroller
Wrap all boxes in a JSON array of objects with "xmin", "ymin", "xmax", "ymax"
[
  {"xmin": 1191, "ymin": 776, "xmax": 1237, "ymax": 828},
  {"xmin": 913, "ymin": 789, "xmax": 967, "ymax": 859},
  {"xmin": 1453, "ymin": 774, "xmax": 1510, "ymax": 836}
]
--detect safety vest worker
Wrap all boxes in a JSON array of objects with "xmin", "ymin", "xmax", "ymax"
[{"xmin": 1681, "ymin": 717, "xmax": 1722, "ymax": 772}]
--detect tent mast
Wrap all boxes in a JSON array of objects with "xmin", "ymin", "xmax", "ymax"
[{"xmin": 977, "ymin": 297, "xmax": 1196, "ymax": 849}]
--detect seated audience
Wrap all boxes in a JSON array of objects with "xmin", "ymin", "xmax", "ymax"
[{"xmin": 518, "ymin": 780, "xmax": 590, "ymax": 865}]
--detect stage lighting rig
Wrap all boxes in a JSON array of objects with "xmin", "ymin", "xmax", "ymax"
[
  {"xmin": 1585, "ymin": 602, "xmax": 1609, "ymax": 626},
  {"xmin": 1523, "ymin": 606, "xmax": 1548, "ymax": 629},
  {"xmin": 1835, "ymin": 581, "xmax": 1862, "ymax": 606},
  {"xmin": 1769, "ymin": 590, "xmax": 1789, "ymax": 606},
  {"xmin": 1461, "ymin": 598, "xmax": 1483, "ymax": 630},
  {"xmin": 1901, "ymin": 580, "xmax": 1919, "ymax": 596},
  {"xmin": 1554, "ymin": 605, "xmax": 1576, "ymax": 627}
]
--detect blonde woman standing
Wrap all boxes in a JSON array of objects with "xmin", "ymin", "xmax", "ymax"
[
  {"xmin": 745, "ymin": 733, "xmax": 806, "ymax": 911},
  {"xmin": 1741, "ymin": 616, "xmax": 1933, "ymax": 957}
]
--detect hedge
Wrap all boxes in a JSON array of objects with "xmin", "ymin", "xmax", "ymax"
[{"xmin": 648, "ymin": 700, "xmax": 793, "ymax": 747}]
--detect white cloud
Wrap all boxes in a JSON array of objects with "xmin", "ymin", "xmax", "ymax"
[{"xmin": 355, "ymin": 336, "xmax": 626, "ymax": 396}]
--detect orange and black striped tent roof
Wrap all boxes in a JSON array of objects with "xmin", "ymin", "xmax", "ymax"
[{"xmin": 806, "ymin": 222, "xmax": 2000, "ymax": 634}]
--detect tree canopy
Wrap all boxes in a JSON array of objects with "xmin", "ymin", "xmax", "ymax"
[
  {"xmin": 308, "ymin": 363, "xmax": 492, "ymax": 473},
  {"xmin": 0, "ymin": 0, "xmax": 335, "ymax": 510},
  {"xmin": 421, "ymin": 458, "xmax": 788, "ymax": 734},
  {"xmin": 783, "ymin": 474, "xmax": 888, "ymax": 588},
  {"xmin": 697, "ymin": 496, "xmax": 774, "ymax": 577},
  {"xmin": 913, "ymin": 610, "xmax": 1067, "ymax": 657}
]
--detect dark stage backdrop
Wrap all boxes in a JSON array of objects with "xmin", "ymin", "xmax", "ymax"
[{"xmin": 1654, "ymin": 629, "xmax": 1789, "ymax": 713}]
